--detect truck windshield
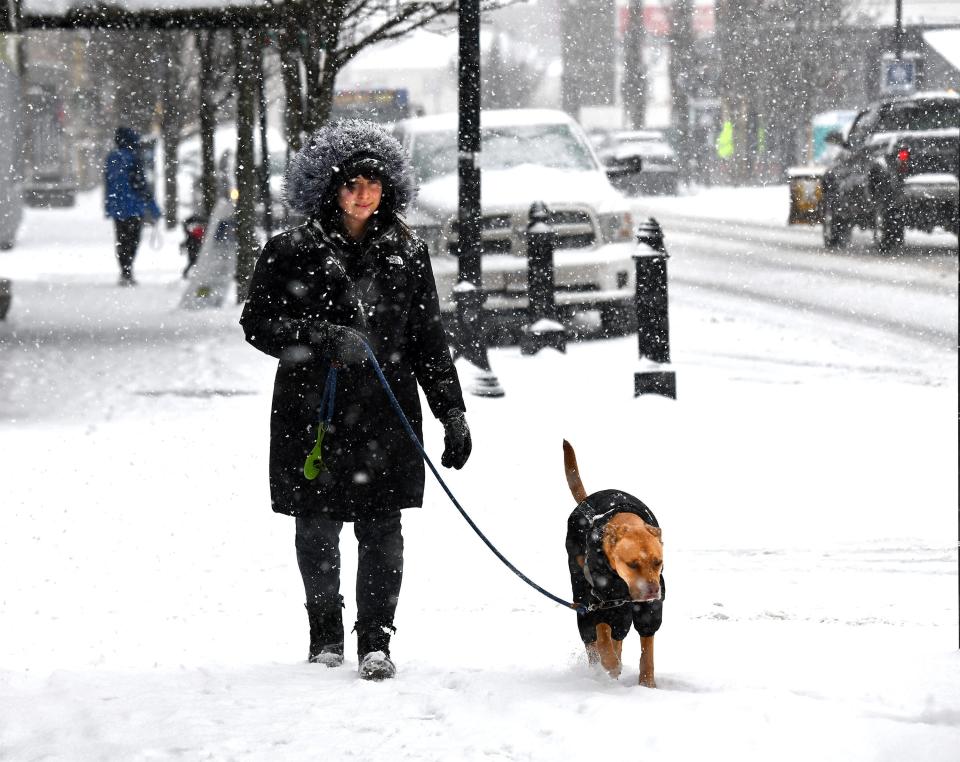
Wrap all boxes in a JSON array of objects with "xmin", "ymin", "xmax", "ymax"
[
  {"xmin": 410, "ymin": 124, "xmax": 597, "ymax": 183},
  {"xmin": 876, "ymin": 100, "xmax": 960, "ymax": 132}
]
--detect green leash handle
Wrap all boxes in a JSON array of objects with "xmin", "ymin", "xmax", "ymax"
[
  {"xmin": 303, "ymin": 367, "xmax": 338, "ymax": 481},
  {"xmin": 303, "ymin": 423, "xmax": 327, "ymax": 480}
]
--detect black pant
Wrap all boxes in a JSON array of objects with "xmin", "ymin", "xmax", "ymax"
[
  {"xmin": 114, "ymin": 217, "xmax": 143, "ymax": 280},
  {"xmin": 295, "ymin": 511, "xmax": 404, "ymax": 626}
]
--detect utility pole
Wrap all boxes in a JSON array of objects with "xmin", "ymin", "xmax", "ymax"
[
  {"xmin": 233, "ymin": 28, "xmax": 258, "ymax": 302},
  {"xmin": 670, "ymin": 0, "xmax": 695, "ymax": 185},
  {"xmin": 456, "ymin": 0, "xmax": 503, "ymax": 397},
  {"xmin": 2, "ymin": 0, "xmax": 20, "ymax": 33},
  {"xmin": 894, "ymin": 0, "xmax": 904, "ymax": 60},
  {"xmin": 622, "ymin": 0, "xmax": 646, "ymax": 130}
]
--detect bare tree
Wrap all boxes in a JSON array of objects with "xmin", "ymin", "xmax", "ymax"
[
  {"xmin": 715, "ymin": 0, "xmax": 859, "ymax": 183},
  {"xmin": 484, "ymin": 32, "xmax": 546, "ymax": 110},
  {"xmin": 73, "ymin": 0, "xmax": 518, "ymax": 299},
  {"xmin": 276, "ymin": 0, "xmax": 514, "ymax": 151},
  {"xmin": 160, "ymin": 32, "xmax": 186, "ymax": 229},
  {"xmin": 86, "ymin": 28, "xmax": 165, "ymax": 135},
  {"xmin": 195, "ymin": 30, "xmax": 223, "ymax": 220}
]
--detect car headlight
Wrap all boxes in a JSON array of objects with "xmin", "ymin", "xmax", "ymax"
[{"xmin": 598, "ymin": 211, "xmax": 634, "ymax": 243}]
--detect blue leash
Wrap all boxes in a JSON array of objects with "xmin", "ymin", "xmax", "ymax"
[
  {"xmin": 320, "ymin": 366, "xmax": 337, "ymax": 425},
  {"xmin": 331, "ymin": 327, "xmax": 585, "ymax": 614}
]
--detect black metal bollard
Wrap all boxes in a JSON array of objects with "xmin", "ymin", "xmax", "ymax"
[
  {"xmin": 521, "ymin": 201, "xmax": 567, "ymax": 356},
  {"xmin": 454, "ymin": 282, "xmax": 505, "ymax": 397},
  {"xmin": 633, "ymin": 218, "xmax": 676, "ymax": 398},
  {"xmin": 0, "ymin": 278, "xmax": 11, "ymax": 320}
]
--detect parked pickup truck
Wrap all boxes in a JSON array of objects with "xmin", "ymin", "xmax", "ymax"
[
  {"xmin": 392, "ymin": 109, "xmax": 639, "ymax": 335},
  {"xmin": 821, "ymin": 91, "xmax": 959, "ymax": 251}
]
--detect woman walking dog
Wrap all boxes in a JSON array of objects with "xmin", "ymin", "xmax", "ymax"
[{"xmin": 240, "ymin": 120, "xmax": 471, "ymax": 680}]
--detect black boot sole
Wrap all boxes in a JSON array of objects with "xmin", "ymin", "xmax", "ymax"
[{"xmin": 358, "ymin": 651, "xmax": 396, "ymax": 680}]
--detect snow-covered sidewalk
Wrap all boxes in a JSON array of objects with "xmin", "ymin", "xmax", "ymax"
[{"xmin": 1, "ymin": 191, "xmax": 957, "ymax": 761}]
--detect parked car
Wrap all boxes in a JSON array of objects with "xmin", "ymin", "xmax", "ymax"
[
  {"xmin": 589, "ymin": 128, "xmax": 680, "ymax": 196},
  {"xmin": 392, "ymin": 109, "xmax": 639, "ymax": 333},
  {"xmin": 821, "ymin": 91, "xmax": 959, "ymax": 251}
]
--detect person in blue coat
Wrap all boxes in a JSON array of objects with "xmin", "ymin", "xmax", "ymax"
[{"xmin": 103, "ymin": 127, "xmax": 161, "ymax": 285}]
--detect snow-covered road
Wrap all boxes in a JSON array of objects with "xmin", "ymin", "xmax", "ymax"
[
  {"xmin": 1, "ymin": 187, "xmax": 957, "ymax": 761},
  {"xmin": 639, "ymin": 209, "xmax": 958, "ymax": 350}
]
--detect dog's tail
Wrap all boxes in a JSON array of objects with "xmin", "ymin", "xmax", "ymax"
[{"xmin": 562, "ymin": 440, "xmax": 588, "ymax": 504}]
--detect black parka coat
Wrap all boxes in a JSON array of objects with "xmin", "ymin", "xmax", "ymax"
[{"xmin": 240, "ymin": 216, "xmax": 465, "ymax": 521}]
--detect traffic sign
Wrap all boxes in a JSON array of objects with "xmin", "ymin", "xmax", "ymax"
[{"xmin": 880, "ymin": 52, "xmax": 923, "ymax": 95}]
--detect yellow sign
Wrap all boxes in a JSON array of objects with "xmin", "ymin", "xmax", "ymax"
[{"xmin": 716, "ymin": 121, "xmax": 734, "ymax": 159}]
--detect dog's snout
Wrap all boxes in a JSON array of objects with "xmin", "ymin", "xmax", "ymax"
[{"xmin": 632, "ymin": 583, "xmax": 661, "ymax": 602}]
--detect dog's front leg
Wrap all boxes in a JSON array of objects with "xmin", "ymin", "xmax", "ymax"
[
  {"xmin": 638, "ymin": 635, "xmax": 656, "ymax": 688},
  {"xmin": 592, "ymin": 623, "xmax": 623, "ymax": 679}
]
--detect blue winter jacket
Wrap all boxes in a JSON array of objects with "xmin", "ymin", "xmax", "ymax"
[{"xmin": 104, "ymin": 127, "xmax": 161, "ymax": 221}]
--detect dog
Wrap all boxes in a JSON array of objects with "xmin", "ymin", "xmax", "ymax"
[{"xmin": 563, "ymin": 439, "xmax": 664, "ymax": 687}]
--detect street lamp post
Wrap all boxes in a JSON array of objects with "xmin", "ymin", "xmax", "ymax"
[{"xmin": 456, "ymin": 0, "xmax": 504, "ymax": 397}]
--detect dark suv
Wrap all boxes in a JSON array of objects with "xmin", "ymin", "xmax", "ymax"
[{"xmin": 821, "ymin": 92, "xmax": 959, "ymax": 251}]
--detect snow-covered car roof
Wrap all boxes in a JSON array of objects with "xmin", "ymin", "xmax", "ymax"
[
  {"xmin": 608, "ymin": 140, "xmax": 677, "ymax": 161},
  {"xmin": 889, "ymin": 90, "xmax": 959, "ymax": 101},
  {"xmin": 396, "ymin": 109, "xmax": 629, "ymax": 218},
  {"xmin": 612, "ymin": 129, "xmax": 669, "ymax": 142},
  {"xmin": 812, "ymin": 110, "xmax": 859, "ymax": 128},
  {"xmin": 867, "ymin": 127, "xmax": 960, "ymax": 146}
]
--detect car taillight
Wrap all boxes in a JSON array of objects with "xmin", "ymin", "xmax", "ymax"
[
  {"xmin": 896, "ymin": 148, "xmax": 910, "ymax": 173},
  {"xmin": 187, "ymin": 224, "xmax": 205, "ymax": 240}
]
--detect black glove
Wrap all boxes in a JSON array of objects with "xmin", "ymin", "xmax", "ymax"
[
  {"xmin": 305, "ymin": 322, "xmax": 368, "ymax": 367},
  {"xmin": 441, "ymin": 409, "xmax": 472, "ymax": 470}
]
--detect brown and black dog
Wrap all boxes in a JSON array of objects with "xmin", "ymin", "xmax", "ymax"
[{"xmin": 563, "ymin": 440, "xmax": 665, "ymax": 687}]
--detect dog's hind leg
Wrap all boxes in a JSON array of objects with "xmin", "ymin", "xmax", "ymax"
[
  {"xmin": 585, "ymin": 641, "xmax": 600, "ymax": 666},
  {"xmin": 593, "ymin": 623, "xmax": 622, "ymax": 679},
  {"xmin": 638, "ymin": 635, "xmax": 656, "ymax": 688}
]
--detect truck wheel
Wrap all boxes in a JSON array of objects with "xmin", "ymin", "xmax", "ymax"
[
  {"xmin": 822, "ymin": 193, "xmax": 850, "ymax": 248},
  {"xmin": 873, "ymin": 202, "xmax": 905, "ymax": 253}
]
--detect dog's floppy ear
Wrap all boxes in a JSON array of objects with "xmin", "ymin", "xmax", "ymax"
[{"xmin": 645, "ymin": 523, "xmax": 662, "ymax": 540}]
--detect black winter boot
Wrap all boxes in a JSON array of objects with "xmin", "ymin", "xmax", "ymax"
[
  {"xmin": 354, "ymin": 619, "xmax": 396, "ymax": 680},
  {"xmin": 306, "ymin": 599, "xmax": 344, "ymax": 667}
]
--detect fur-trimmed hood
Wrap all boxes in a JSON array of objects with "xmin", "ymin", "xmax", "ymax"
[{"xmin": 284, "ymin": 120, "xmax": 417, "ymax": 218}]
